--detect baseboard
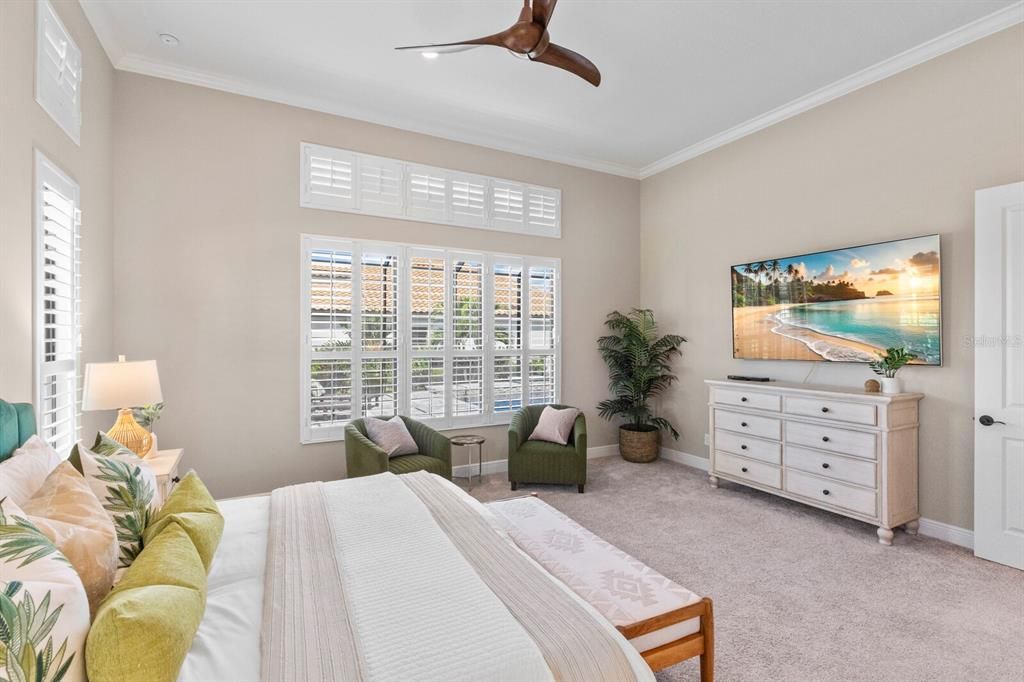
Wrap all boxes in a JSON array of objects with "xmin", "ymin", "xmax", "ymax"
[
  {"xmin": 452, "ymin": 458, "xmax": 508, "ymax": 478},
  {"xmin": 453, "ymin": 445, "xmax": 619, "ymax": 478},
  {"xmin": 917, "ymin": 518, "xmax": 974, "ymax": 549},
  {"xmin": 587, "ymin": 444, "xmax": 619, "ymax": 459},
  {"xmin": 659, "ymin": 447, "xmax": 711, "ymax": 471}
]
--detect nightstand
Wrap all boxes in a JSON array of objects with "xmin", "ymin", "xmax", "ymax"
[{"xmin": 146, "ymin": 448, "xmax": 183, "ymax": 502}]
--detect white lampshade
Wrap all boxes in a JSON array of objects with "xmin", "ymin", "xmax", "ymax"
[{"xmin": 82, "ymin": 357, "xmax": 163, "ymax": 411}]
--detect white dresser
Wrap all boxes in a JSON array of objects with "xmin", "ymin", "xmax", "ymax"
[{"xmin": 706, "ymin": 379, "xmax": 923, "ymax": 545}]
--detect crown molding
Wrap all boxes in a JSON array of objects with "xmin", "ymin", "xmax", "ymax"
[
  {"xmin": 80, "ymin": 0, "xmax": 1022, "ymax": 182},
  {"xmin": 106, "ymin": 53, "xmax": 644, "ymax": 179},
  {"xmin": 637, "ymin": 1, "xmax": 1024, "ymax": 179}
]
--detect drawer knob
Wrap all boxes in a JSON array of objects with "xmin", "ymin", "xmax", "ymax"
[
  {"xmin": 741, "ymin": 467, "xmax": 748, "ymax": 473},
  {"xmin": 821, "ymin": 406, "xmax": 830, "ymax": 413},
  {"xmin": 740, "ymin": 421, "xmax": 748, "ymax": 427},
  {"xmin": 740, "ymin": 396, "xmax": 748, "ymax": 402},
  {"xmin": 740, "ymin": 444, "xmax": 748, "ymax": 450},
  {"xmin": 822, "ymin": 489, "xmax": 831, "ymax": 496},
  {"xmin": 821, "ymin": 463, "xmax": 830, "ymax": 469},
  {"xmin": 171, "ymin": 476, "xmax": 181, "ymax": 484},
  {"xmin": 822, "ymin": 436, "xmax": 830, "ymax": 443}
]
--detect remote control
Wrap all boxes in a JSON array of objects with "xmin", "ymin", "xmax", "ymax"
[{"xmin": 727, "ymin": 375, "xmax": 771, "ymax": 382}]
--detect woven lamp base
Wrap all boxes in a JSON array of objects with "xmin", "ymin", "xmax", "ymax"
[{"xmin": 106, "ymin": 408, "xmax": 153, "ymax": 457}]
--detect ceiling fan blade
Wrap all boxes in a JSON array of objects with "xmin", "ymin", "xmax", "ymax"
[
  {"xmin": 395, "ymin": 32, "xmax": 507, "ymax": 53},
  {"xmin": 530, "ymin": 43, "xmax": 600, "ymax": 86},
  {"xmin": 532, "ymin": 0, "xmax": 558, "ymax": 28}
]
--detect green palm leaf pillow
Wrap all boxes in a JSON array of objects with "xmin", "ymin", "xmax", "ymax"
[
  {"xmin": 0, "ymin": 496, "xmax": 89, "ymax": 682},
  {"xmin": 74, "ymin": 437, "xmax": 160, "ymax": 572}
]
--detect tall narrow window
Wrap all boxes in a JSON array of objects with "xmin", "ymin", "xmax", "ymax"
[
  {"xmin": 301, "ymin": 236, "xmax": 559, "ymax": 441},
  {"xmin": 35, "ymin": 151, "xmax": 81, "ymax": 454},
  {"xmin": 309, "ymin": 247, "xmax": 354, "ymax": 429},
  {"xmin": 360, "ymin": 250, "xmax": 400, "ymax": 418},
  {"xmin": 36, "ymin": 0, "xmax": 82, "ymax": 144},
  {"xmin": 528, "ymin": 265, "xmax": 557, "ymax": 405}
]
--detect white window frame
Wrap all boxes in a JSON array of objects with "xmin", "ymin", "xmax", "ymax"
[
  {"xmin": 299, "ymin": 142, "xmax": 562, "ymax": 238},
  {"xmin": 34, "ymin": 150, "xmax": 81, "ymax": 454},
  {"xmin": 300, "ymin": 234, "xmax": 561, "ymax": 443},
  {"xmin": 35, "ymin": 0, "xmax": 82, "ymax": 145}
]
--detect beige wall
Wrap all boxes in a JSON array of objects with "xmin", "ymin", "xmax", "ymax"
[
  {"xmin": 112, "ymin": 73, "xmax": 641, "ymax": 498},
  {"xmin": 0, "ymin": 0, "xmax": 115, "ymax": 437},
  {"xmin": 640, "ymin": 26, "xmax": 1024, "ymax": 530}
]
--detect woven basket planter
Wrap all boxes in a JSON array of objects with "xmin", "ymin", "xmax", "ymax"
[{"xmin": 619, "ymin": 426, "xmax": 660, "ymax": 463}]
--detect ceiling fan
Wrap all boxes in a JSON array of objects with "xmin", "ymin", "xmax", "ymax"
[{"xmin": 395, "ymin": 0, "xmax": 601, "ymax": 87}]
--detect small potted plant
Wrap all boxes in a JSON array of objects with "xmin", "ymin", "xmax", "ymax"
[
  {"xmin": 132, "ymin": 402, "xmax": 165, "ymax": 454},
  {"xmin": 597, "ymin": 309, "xmax": 686, "ymax": 462},
  {"xmin": 868, "ymin": 347, "xmax": 917, "ymax": 394}
]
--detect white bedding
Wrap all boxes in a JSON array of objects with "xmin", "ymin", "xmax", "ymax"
[{"xmin": 180, "ymin": 478, "xmax": 653, "ymax": 682}]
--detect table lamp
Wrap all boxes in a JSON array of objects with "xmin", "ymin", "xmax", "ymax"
[{"xmin": 82, "ymin": 355, "xmax": 163, "ymax": 457}]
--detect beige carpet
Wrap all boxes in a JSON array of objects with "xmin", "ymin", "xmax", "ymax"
[{"xmin": 466, "ymin": 456, "xmax": 1024, "ymax": 682}]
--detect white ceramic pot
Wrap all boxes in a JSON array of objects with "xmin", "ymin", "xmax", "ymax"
[{"xmin": 880, "ymin": 377, "xmax": 902, "ymax": 394}]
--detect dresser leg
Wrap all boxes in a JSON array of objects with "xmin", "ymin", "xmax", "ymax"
[
  {"xmin": 876, "ymin": 527, "xmax": 894, "ymax": 546},
  {"xmin": 904, "ymin": 519, "xmax": 920, "ymax": 535},
  {"xmin": 708, "ymin": 474, "xmax": 718, "ymax": 489}
]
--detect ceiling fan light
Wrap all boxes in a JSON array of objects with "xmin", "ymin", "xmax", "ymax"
[
  {"xmin": 507, "ymin": 49, "xmax": 529, "ymax": 60},
  {"xmin": 421, "ymin": 51, "xmax": 440, "ymax": 60}
]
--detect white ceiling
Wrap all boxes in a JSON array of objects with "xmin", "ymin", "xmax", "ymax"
[{"xmin": 80, "ymin": 0, "xmax": 1021, "ymax": 178}]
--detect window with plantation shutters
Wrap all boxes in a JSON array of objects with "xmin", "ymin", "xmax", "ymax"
[
  {"xmin": 36, "ymin": 0, "xmax": 82, "ymax": 145},
  {"xmin": 300, "ymin": 143, "xmax": 561, "ymax": 237},
  {"xmin": 34, "ymin": 151, "xmax": 81, "ymax": 455},
  {"xmin": 301, "ymin": 235, "xmax": 559, "ymax": 442}
]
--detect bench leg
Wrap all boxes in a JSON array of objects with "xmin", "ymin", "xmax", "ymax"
[
  {"xmin": 578, "ymin": 484, "xmax": 585, "ymax": 494},
  {"xmin": 700, "ymin": 597, "xmax": 714, "ymax": 682},
  {"xmin": 510, "ymin": 481, "xmax": 518, "ymax": 491}
]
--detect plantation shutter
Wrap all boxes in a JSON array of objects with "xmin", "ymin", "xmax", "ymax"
[
  {"xmin": 307, "ymin": 245, "xmax": 356, "ymax": 437},
  {"xmin": 300, "ymin": 144, "xmax": 561, "ymax": 237},
  {"xmin": 405, "ymin": 165, "xmax": 448, "ymax": 222},
  {"xmin": 36, "ymin": 0, "xmax": 82, "ymax": 144},
  {"xmin": 302, "ymin": 144, "xmax": 356, "ymax": 210},
  {"xmin": 35, "ymin": 153, "xmax": 81, "ymax": 455}
]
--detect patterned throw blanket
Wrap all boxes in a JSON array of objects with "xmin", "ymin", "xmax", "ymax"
[{"xmin": 261, "ymin": 472, "xmax": 646, "ymax": 682}]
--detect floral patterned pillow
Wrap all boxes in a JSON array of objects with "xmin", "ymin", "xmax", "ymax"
[
  {"xmin": 0, "ymin": 496, "xmax": 89, "ymax": 682},
  {"xmin": 73, "ymin": 436, "xmax": 159, "ymax": 571}
]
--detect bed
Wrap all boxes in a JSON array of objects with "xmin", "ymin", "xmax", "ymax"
[{"xmin": 180, "ymin": 472, "xmax": 659, "ymax": 682}]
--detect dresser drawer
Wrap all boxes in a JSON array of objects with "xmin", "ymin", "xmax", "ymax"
[
  {"xmin": 712, "ymin": 388, "xmax": 780, "ymax": 412},
  {"xmin": 785, "ymin": 445, "xmax": 877, "ymax": 488},
  {"xmin": 785, "ymin": 469, "xmax": 877, "ymax": 518},
  {"xmin": 784, "ymin": 396, "xmax": 877, "ymax": 426},
  {"xmin": 785, "ymin": 421, "xmax": 876, "ymax": 460},
  {"xmin": 715, "ymin": 409, "xmax": 781, "ymax": 440},
  {"xmin": 715, "ymin": 430, "xmax": 781, "ymax": 465},
  {"xmin": 715, "ymin": 451, "xmax": 781, "ymax": 489}
]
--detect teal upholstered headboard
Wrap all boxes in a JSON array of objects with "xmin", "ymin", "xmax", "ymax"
[{"xmin": 0, "ymin": 400, "xmax": 37, "ymax": 462}]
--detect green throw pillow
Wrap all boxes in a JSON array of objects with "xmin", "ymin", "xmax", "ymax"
[
  {"xmin": 143, "ymin": 471, "xmax": 224, "ymax": 572},
  {"xmin": 69, "ymin": 430, "xmax": 128, "ymax": 473},
  {"xmin": 86, "ymin": 521, "xmax": 206, "ymax": 682}
]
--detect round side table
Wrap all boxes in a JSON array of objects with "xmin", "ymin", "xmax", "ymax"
[{"xmin": 450, "ymin": 434, "xmax": 485, "ymax": 490}]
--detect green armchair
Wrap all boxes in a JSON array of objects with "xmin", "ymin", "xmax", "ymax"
[
  {"xmin": 345, "ymin": 416, "xmax": 452, "ymax": 480},
  {"xmin": 508, "ymin": 404, "xmax": 587, "ymax": 493}
]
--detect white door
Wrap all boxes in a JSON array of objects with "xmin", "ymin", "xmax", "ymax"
[{"xmin": 975, "ymin": 182, "xmax": 1024, "ymax": 569}]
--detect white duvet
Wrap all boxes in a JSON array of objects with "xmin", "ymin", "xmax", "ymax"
[{"xmin": 179, "ymin": 478, "xmax": 653, "ymax": 682}]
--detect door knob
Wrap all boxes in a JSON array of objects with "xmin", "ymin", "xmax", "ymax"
[{"xmin": 979, "ymin": 415, "xmax": 1006, "ymax": 426}]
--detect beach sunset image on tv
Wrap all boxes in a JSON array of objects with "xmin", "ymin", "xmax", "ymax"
[{"xmin": 732, "ymin": 235, "xmax": 941, "ymax": 364}]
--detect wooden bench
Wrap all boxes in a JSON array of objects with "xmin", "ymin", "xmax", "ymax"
[{"xmin": 488, "ymin": 495, "xmax": 714, "ymax": 681}]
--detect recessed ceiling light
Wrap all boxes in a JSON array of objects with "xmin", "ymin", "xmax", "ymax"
[
  {"xmin": 421, "ymin": 51, "xmax": 440, "ymax": 60},
  {"xmin": 159, "ymin": 33, "xmax": 180, "ymax": 47}
]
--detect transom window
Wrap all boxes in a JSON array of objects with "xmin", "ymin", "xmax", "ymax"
[
  {"xmin": 301, "ymin": 235, "xmax": 560, "ymax": 442},
  {"xmin": 299, "ymin": 143, "xmax": 562, "ymax": 238}
]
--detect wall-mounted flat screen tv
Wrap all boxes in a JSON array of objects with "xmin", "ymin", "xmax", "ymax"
[{"xmin": 731, "ymin": 235, "xmax": 941, "ymax": 365}]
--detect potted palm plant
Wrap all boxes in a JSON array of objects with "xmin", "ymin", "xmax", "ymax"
[
  {"xmin": 868, "ymin": 347, "xmax": 917, "ymax": 394},
  {"xmin": 597, "ymin": 309, "xmax": 686, "ymax": 462}
]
